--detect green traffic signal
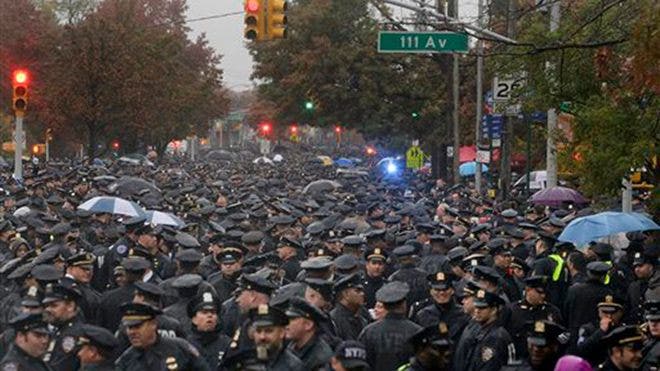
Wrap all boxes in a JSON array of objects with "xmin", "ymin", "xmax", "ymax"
[
  {"xmin": 305, "ymin": 101, "xmax": 314, "ymax": 110},
  {"xmin": 411, "ymin": 112, "xmax": 420, "ymax": 119}
]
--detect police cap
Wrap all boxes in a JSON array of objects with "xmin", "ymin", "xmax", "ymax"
[
  {"xmin": 375, "ymin": 281, "xmax": 409, "ymax": 304},
  {"xmin": 526, "ymin": 320, "xmax": 566, "ymax": 347},
  {"xmin": 602, "ymin": 325, "xmax": 644, "ymax": 349},
  {"xmin": 285, "ymin": 297, "xmax": 327, "ymax": 324},
  {"xmin": 473, "ymin": 289, "xmax": 505, "ymax": 308},
  {"xmin": 249, "ymin": 304, "xmax": 288, "ymax": 327},
  {"xmin": 120, "ymin": 302, "xmax": 162, "ymax": 326},
  {"xmin": 409, "ymin": 323, "xmax": 452, "ymax": 350},
  {"xmin": 334, "ymin": 340, "xmax": 369, "ymax": 369},
  {"xmin": 77, "ymin": 324, "xmax": 118, "ymax": 351},
  {"xmin": 9, "ymin": 312, "xmax": 49, "ymax": 334}
]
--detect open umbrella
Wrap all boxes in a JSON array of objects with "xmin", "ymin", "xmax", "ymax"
[
  {"xmin": 459, "ymin": 161, "xmax": 489, "ymax": 176},
  {"xmin": 558, "ymin": 211, "xmax": 659, "ymax": 246},
  {"xmin": 335, "ymin": 158, "xmax": 355, "ymax": 168},
  {"xmin": 253, "ymin": 156, "xmax": 274, "ymax": 165},
  {"xmin": 205, "ymin": 150, "xmax": 234, "ymax": 161},
  {"xmin": 78, "ymin": 196, "xmax": 145, "ymax": 217},
  {"xmin": 315, "ymin": 156, "xmax": 334, "ymax": 166},
  {"xmin": 303, "ymin": 179, "xmax": 342, "ymax": 194},
  {"xmin": 531, "ymin": 186, "xmax": 588, "ymax": 208},
  {"xmin": 144, "ymin": 210, "xmax": 185, "ymax": 228},
  {"xmin": 108, "ymin": 177, "xmax": 161, "ymax": 196}
]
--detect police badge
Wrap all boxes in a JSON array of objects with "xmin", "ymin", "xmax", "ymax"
[{"xmin": 481, "ymin": 347, "xmax": 494, "ymax": 362}]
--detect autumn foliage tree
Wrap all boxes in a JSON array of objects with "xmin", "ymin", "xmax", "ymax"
[{"xmin": 1, "ymin": 0, "xmax": 228, "ymax": 157}]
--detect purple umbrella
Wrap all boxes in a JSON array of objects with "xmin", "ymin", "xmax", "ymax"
[{"xmin": 531, "ymin": 186, "xmax": 588, "ymax": 208}]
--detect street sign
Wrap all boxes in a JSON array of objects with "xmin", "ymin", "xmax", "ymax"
[
  {"xmin": 476, "ymin": 149, "xmax": 490, "ymax": 164},
  {"xmin": 482, "ymin": 114, "xmax": 503, "ymax": 139},
  {"xmin": 446, "ymin": 146, "xmax": 454, "ymax": 158},
  {"xmin": 493, "ymin": 76, "xmax": 524, "ymax": 102},
  {"xmin": 378, "ymin": 31, "xmax": 469, "ymax": 53}
]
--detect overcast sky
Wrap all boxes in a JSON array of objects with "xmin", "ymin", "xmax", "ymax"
[{"xmin": 186, "ymin": 0, "xmax": 479, "ymax": 91}]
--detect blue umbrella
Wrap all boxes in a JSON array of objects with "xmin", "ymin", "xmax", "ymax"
[
  {"xmin": 558, "ymin": 211, "xmax": 659, "ymax": 246},
  {"xmin": 334, "ymin": 157, "xmax": 355, "ymax": 168},
  {"xmin": 459, "ymin": 161, "xmax": 488, "ymax": 176},
  {"xmin": 78, "ymin": 196, "xmax": 145, "ymax": 217}
]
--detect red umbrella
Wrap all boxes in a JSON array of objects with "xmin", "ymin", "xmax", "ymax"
[{"xmin": 531, "ymin": 186, "xmax": 588, "ymax": 208}]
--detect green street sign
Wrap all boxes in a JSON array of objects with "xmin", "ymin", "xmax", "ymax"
[{"xmin": 378, "ymin": 31, "xmax": 468, "ymax": 53}]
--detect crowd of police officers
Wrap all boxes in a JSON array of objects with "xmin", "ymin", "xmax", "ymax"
[{"xmin": 0, "ymin": 148, "xmax": 656, "ymax": 371}]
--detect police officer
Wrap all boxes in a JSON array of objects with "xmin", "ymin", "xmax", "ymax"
[
  {"xmin": 397, "ymin": 322, "xmax": 453, "ymax": 371},
  {"xmin": 388, "ymin": 245, "xmax": 429, "ymax": 306},
  {"xmin": 413, "ymin": 271, "xmax": 468, "ymax": 344},
  {"xmin": 208, "ymin": 243, "xmax": 244, "ymax": 304},
  {"xmin": 64, "ymin": 252, "xmax": 101, "ymax": 323},
  {"xmin": 186, "ymin": 291, "xmax": 231, "ymax": 370},
  {"xmin": 563, "ymin": 261, "xmax": 613, "ymax": 347},
  {"xmin": 330, "ymin": 273, "xmax": 369, "ymax": 341},
  {"xmin": 221, "ymin": 273, "xmax": 277, "ymax": 350},
  {"xmin": 504, "ymin": 275, "xmax": 562, "ymax": 358},
  {"xmin": 285, "ymin": 297, "xmax": 333, "ymax": 370},
  {"xmin": 531, "ymin": 232, "xmax": 567, "ymax": 307},
  {"xmin": 159, "ymin": 248, "xmax": 204, "ymax": 307},
  {"xmin": 98, "ymin": 256, "xmax": 150, "ymax": 332},
  {"xmin": 0, "ymin": 312, "xmax": 52, "ymax": 371},
  {"xmin": 641, "ymin": 300, "xmax": 660, "ymax": 371},
  {"xmin": 358, "ymin": 281, "xmax": 422, "ymax": 371},
  {"xmin": 501, "ymin": 320, "xmax": 567, "ymax": 371},
  {"xmin": 598, "ymin": 325, "xmax": 645, "ymax": 371},
  {"xmin": 626, "ymin": 245, "xmax": 658, "ymax": 324},
  {"xmin": 163, "ymin": 273, "xmax": 210, "ymax": 336},
  {"xmin": 231, "ymin": 304, "xmax": 303, "ymax": 371},
  {"xmin": 76, "ymin": 324, "xmax": 118, "ymax": 371},
  {"xmin": 115, "ymin": 302, "xmax": 210, "ymax": 371},
  {"xmin": 42, "ymin": 280, "xmax": 85, "ymax": 371},
  {"xmin": 95, "ymin": 215, "xmax": 141, "ymax": 291},
  {"xmin": 453, "ymin": 289, "xmax": 515, "ymax": 371},
  {"xmin": 575, "ymin": 294, "xmax": 626, "ymax": 366},
  {"xmin": 363, "ymin": 246, "xmax": 387, "ymax": 309}
]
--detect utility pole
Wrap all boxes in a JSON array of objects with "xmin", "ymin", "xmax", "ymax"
[
  {"xmin": 474, "ymin": 0, "xmax": 484, "ymax": 193},
  {"xmin": 499, "ymin": 0, "xmax": 516, "ymax": 199},
  {"xmin": 546, "ymin": 1, "xmax": 561, "ymax": 188},
  {"xmin": 451, "ymin": 0, "xmax": 460, "ymax": 184}
]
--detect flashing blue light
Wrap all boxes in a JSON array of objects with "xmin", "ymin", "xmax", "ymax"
[{"xmin": 386, "ymin": 162, "xmax": 398, "ymax": 174}]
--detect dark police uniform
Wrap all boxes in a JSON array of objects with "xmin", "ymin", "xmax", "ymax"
[
  {"xmin": 388, "ymin": 245, "xmax": 429, "ymax": 306},
  {"xmin": 77, "ymin": 324, "xmax": 119, "ymax": 371},
  {"xmin": 42, "ymin": 282, "xmax": 85, "ymax": 371},
  {"xmin": 115, "ymin": 302, "xmax": 210, "ymax": 371},
  {"xmin": 330, "ymin": 274, "xmax": 370, "ymax": 341},
  {"xmin": 0, "ymin": 313, "xmax": 53, "ymax": 371},
  {"xmin": 358, "ymin": 281, "xmax": 422, "ymax": 371},
  {"xmin": 453, "ymin": 290, "xmax": 515, "ymax": 371},
  {"xmin": 285, "ymin": 298, "xmax": 333, "ymax": 370}
]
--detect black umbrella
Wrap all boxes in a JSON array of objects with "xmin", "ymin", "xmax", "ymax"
[{"xmin": 108, "ymin": 177, "xmax": 161, "ymax": 197}]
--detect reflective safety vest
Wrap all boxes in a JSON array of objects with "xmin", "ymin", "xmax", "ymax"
[
  {"xmin": 397, "ymin": 364, "xmax": 411, "ymax": 371},
  {"xmin": 604, "ymin": 261, "xmax": 612, "ymax": 285},
  {"xmin": 548, "ymin": 254, "xmax": 564, "ymax": 281}
]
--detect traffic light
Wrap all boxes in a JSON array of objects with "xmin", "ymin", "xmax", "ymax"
[
  {"xmin": 111, "ymin": 140, "xmax": 120, "ymax": 151},
  {"xmin": 244, "ymin": 0, "xmax": 265, "ymax": 41},
  {"xmin": 411, "ymin": 112, "xmax": 420, "ymax": 119},
  {"xmin": 11, "ymin": 69, "xmax": 29, "ymax": 116},
  {"xmin": 304, "ymin": 100, "xmax": 314, "ymax": 110},
  {"xmin": 366, "ymin": 146, "xmax": 376, "ymax": 156},
  {"xmin": 290, "ymin": 124, "xmax": 298, "ymax": 134},
  {"xmin": 259, "ymin": 122, "xmax": 272, "ymax": 136},
  {"xmin": 334, "ymin": 126, "xmax": 342, "ymax": 134},
  {"xmin": 46, "ymin": 128, "xmax": 53, "ymax": 141},
  {"xmin": 267, "ymin": 0, "xmax": 287, "ymax": 39}
]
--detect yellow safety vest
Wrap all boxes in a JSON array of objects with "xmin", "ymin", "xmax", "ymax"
[
  {"xmin": 548, "ymin": 254, "xmax": 564, "ymax": 282},
  {"xmin": 604, "ymin": 261, "xmax": 612, "ymax": 285}
]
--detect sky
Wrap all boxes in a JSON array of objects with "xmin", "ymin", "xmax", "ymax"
[{"xmin": 186, "ymin": 0, "xmax": 479, "ymax": 91}]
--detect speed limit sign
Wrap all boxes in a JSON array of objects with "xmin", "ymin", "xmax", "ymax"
[{"xmin": 493, "ymin": 77, "xmax": 524, "ymax": 102}]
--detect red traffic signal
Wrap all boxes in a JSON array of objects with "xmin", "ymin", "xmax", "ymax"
[
  {"xmin": 290, "ymin": 125, "xmax": 298, "ymax": 134},
  {"xmin": 11, "ymin": 69, "xmax": 30, "ymax": 114},
  {"xmin": 259, "ymin": 122, "xmax": 272, "ymax": 136},
  {"xmin": 13, "ymin": 69, "xmax": 29, "ymax": 85},
  {"xmin": 246, "ymin": 0, "xmax": 260, "ymax": 12},
  {"xmin": 334, "ymin": 126, "xmax": 342, "ymax": 134},
  {"xmin": 366, "ymin": 146, "xmax": 376, "ymax": 156},
  {"xmin": 111, "ymin": 140, "xmax": 120, "ymax": 150}
]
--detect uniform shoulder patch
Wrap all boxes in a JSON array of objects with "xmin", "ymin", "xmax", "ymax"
[
  {"xmin": 481, "ymin": 346, "xmax": 494, "ymax": 362},
  {"xmin": 116, "ymin": 244, "xmax": 127, "ymax": 255},
  {"xmin": 1, "ymin": 363, "xmax": 17, "ymax": 371}
]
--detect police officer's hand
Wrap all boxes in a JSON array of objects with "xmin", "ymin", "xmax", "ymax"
[{"xmin": 600, "ymin": 316, "xmax": 613, "ymax": 332}]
